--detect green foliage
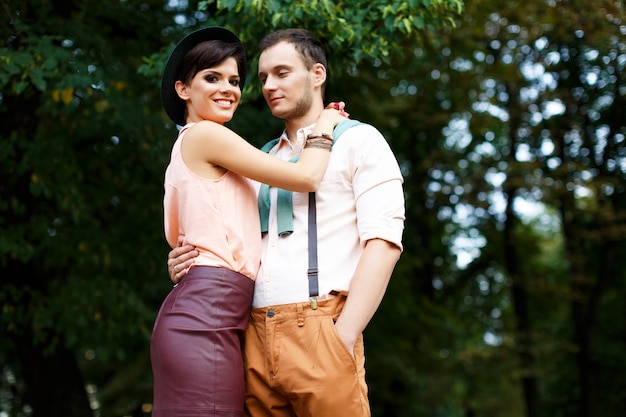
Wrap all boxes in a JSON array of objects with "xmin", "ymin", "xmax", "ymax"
[
  {"xmin": 3, "ymin": 0, "xmax": 626, "ymax": 416},
  {"xmin": 331, "ymin": 1, "xmax": 626, "ymax": 416},
  {"xmin": 139, "ymin": 0, "xmax": 464, "ymax": 99},
  {"xmin": 0, "ymin": 0, "xmax": 464, "ymax": 416},
  {"xmin": 1, "ymin": 1, "xmax": 177, "ymax": 415}
]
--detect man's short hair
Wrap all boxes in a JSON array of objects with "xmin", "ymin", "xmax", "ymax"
[{"xmin": 258, "ymin": 28, "xmax": 327, "ymax": 71}]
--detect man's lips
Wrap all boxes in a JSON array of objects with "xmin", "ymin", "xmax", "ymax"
[{"xmin": 268, "ymin": 96, "xmax": 283, "ymax": 105}]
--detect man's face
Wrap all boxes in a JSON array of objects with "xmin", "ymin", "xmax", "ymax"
[{"xmin": 258, "ymin": 41, "xmax": 314, "ymax": 121}]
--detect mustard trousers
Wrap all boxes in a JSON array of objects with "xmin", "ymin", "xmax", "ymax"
[{"xmin": 244, "ymin": 296, "xmax": 370, "ymax": 417}]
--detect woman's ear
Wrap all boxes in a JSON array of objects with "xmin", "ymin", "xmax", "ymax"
[{"xmin": 175, "ymin": 80, "xmax": 190, "ymax": 100}]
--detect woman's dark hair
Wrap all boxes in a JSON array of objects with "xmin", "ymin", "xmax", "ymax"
[{"xmin": 177, "ymin": 39, "xmax": 246, "ymax": 88}]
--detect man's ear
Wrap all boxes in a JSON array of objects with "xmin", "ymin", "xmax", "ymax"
[
  {"xmin": 175, "ymin": 80, "xmax": 190, "ymax": 100},
  {"xmin": 312, "ymin": 63, "xmax": 327, "ymax": 87}
]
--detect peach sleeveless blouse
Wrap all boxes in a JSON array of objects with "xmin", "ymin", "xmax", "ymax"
[{"xmin": 163, "ymin": 124, "xmax": 261, "ymax": 281}]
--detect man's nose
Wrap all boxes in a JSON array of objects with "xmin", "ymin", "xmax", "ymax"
[{"xmin": 262, "ymin": 76, "xmax": 277, "ymax": 91}]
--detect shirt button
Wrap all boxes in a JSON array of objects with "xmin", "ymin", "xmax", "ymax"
[{"xmin": 267, "ymin": 309, "xmax": 275, "ymax": 318}]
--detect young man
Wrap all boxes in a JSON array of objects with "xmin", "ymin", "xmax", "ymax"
[{"xmin": 167, "ymin": 29, "xmax": 405, "ymax": 416}]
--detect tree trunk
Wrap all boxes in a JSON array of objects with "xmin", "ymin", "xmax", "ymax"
[
  {"xmin": 503, "ymin": 82, "xmax": 542, "ymax": 417},
  {"xmin": 2, "ymin": 258, "xmax": 93, "ymax": 417},
  {"xmin": 11, "ymin": 328, "xmax": 93, "ymax": 417},
  {"xmin": 504, "ymin": 186, "xmax": 543, "ymax": 417}
]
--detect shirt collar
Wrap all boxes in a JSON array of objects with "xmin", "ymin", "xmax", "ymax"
[{"xmin": 278, "ymin": 123, "xmax": 316, "ymax": 154}]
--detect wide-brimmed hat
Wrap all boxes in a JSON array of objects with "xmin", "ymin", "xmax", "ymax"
[{"xmin": 161, "ymin": 26, "xmax": 245, "ymax": 126}]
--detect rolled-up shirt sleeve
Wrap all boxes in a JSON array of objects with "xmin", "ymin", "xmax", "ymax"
[{"xmin": 351, "ymin": 125, "xmax": 406, "ymax": 251}]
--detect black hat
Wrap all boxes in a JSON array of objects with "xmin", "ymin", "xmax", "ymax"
[{"xmin": 161, "ymin": 26, "xmax": 245, "ymax": 126}]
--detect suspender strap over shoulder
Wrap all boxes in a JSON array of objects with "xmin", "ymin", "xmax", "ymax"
[
  {"xmin": 307, "ymin": 119, "xmax": 363, "ymax": 309},
  {"xmin": 258, "ymin": 120, "xmax": 364, "ymax": 309},
  {"xmin": 307, "ymin": 192, "xmax": 319, "ymax": 309}
]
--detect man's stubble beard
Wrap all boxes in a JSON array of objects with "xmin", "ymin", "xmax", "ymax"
[{"xmin": 272, "ymin": 78, "xmax": 313, "ymax": 121}]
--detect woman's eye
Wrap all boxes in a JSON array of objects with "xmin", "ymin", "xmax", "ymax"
[
  {"xmin": 230, "ymin": 79, "xmax": 240, "ymax": 87},
  {"xmin": 205, "ymin": 75, "xmax": 218, "ymax": 83}
]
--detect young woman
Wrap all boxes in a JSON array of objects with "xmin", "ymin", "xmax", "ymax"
[{"xmin": 150, "ymin": 27, "xmax": 346, "ymax": 417}]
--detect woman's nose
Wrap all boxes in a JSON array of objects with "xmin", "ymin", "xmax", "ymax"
[{"xmin": 220, "ymin": 79, "xmax": 238, "ymax": 92}]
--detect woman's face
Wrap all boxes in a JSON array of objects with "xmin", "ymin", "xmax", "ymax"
[{"xmin": 176, "ymin": 57, "xmax": 242, "ymax": 125}]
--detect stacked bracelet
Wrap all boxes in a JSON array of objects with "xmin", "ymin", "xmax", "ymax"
[
  {"xmin": 304, "ymin": 138, "xmax": 332, "ymax": 151},
  {"xmin": 304, "ymin": 131, "xmax": 332, "ymax": 151},
  {"xmin": 306, "ymin": 132, "xmax": 332, "ymax": 141},
  {"xmin": 306, "ymin": 139, "xmax": 332, "ymax": 145},
  {"xmin": 304, "ymin": 142, "xmax": 332, "ymax": 150}
]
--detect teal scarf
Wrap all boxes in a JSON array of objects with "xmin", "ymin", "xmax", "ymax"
[{"xmin": 258, "ymin": 119, "xmax": 362, "ymax": 235}]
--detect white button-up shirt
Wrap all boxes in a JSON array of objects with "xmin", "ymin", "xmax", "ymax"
[{"xmin": 252, "ymin": 122, "xmax": 405, "ymax": 308}]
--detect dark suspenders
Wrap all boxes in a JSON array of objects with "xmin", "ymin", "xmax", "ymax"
[{"xmin": 307, "ymin": 192, "xmax": 319, "ymax": 309}]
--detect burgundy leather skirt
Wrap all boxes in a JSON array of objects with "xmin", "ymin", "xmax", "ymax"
[{"xmin": 150, "ymin": 266, "xmax": 254, "ymax": 416}]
